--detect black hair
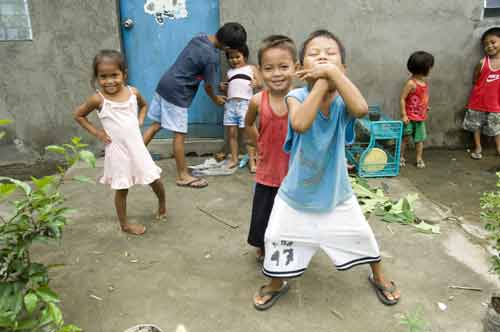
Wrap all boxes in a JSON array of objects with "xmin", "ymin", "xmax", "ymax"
[
  {"xmin": 481, "ymin": 27, "xmax": 500, "ymax": 44},
  {"xmin": 406, "ymin": 51, "xmax": 434, "ymax": 76},
  {"xmin": 299, "ymin": 30, "xmax": 346, "ymax": 65},
  {"xmin": 225, "ymin": 44, "xmax": 250, "ymax": 60},
  {"xmin": 91, "ymin": 49, "xmax": 127, "ymax": 87},
  {"xmin": 216, "ymin": 22, "xmax": 247, "ymax": 49},
  {"xmin": 257, "ymin": 35, "xmax": 297, "ymax": 66}
]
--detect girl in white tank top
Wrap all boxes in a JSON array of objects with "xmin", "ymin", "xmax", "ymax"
[
  {"xmin": 74, "ymin": 50, "xmax": 167, "ymax": 236},
  {"xmin": 221, "ymin": 45, "xmax": 262, "ymax": 170}
]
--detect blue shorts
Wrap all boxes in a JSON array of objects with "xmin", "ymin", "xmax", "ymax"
[
  {"xmin": 147, "ymin": 93, "xmax": 188, "ymax": 134},
  {"xmin": 224, "ymin": 98, "xmax": 249, "ymax": 128}
]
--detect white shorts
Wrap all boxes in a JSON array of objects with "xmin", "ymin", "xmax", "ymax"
[
  {"xmin": 263, "ymin": 194, "xmax": 381, "ymax": 278},
  {"xmin": 147, "ymin": 93, "xmax": 188, "ymax": 134},
  {"xmin": 223, "ymin": 98, "xmax": 249, "ymax": 128}
]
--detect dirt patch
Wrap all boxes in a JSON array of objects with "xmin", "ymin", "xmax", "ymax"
[{"xmin": 400, "ymin": 148, "xmax": 499, "ymax": 225}]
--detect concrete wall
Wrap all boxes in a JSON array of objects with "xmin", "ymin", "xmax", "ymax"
[
  {"xmin": 220, "ymin": 0, "xmax": 500, "ymax": 147},
  {"xmin": 0, "ymin": 0, "xmax": 120, "ymax": 159},
  {"xmin": 2, "ymin": 0, "xmax": 500, "ymax": 162}
]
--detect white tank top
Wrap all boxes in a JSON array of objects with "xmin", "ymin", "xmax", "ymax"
[{"xmin": 227, "ymin": 65, "xmax": 253, "ymax": 100}]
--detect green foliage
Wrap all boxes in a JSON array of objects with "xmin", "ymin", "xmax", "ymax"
[
  {"xmin": 0, "ymin": 130, "xmax": 92, "ymax": 331},
  {"xmin": 350, "ymin": 176, "xmax": 418, "ymax": 224},
  {"xmin": 0, "ymin": 119, "xmax": 12, "ymax": 140},
  {"xmin": 399, "ymin": 306, "xmax": 430, "ymax": 332},
  {"xmin": 481, "ymin": 172, "xmax": 500, "ymax": 275}
]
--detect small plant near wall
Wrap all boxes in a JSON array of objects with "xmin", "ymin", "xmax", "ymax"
[
  {"xmin": 0, "ymin": 120, "xmax": 95, "ymax": 332},
  {"xmin": 481, "ymin": 172, "xmax": 500, "ymax": 275}
]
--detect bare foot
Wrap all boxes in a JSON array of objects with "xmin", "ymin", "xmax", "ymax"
[
  {"xmin": 156, "ymin": 205, "xmax": 167, "ymax": 221},
  {"xmin": 227, "ymin": 160, "xmax": 239, "ymax": 169},
  {"xmin": 249, "ymin": 159, "xmax": 256, "ymax": 174},
  {"xmin": 121, "ymin": 223, "xmax": 146, "ymax": 235}
]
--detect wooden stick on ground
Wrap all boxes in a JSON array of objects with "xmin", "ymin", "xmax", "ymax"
[
  {"xmin": 196, "ymin": 205, "xmax": 239, "ymax": 229},
  {"xmin": 448, "ymin": 285, "xmax": 483, "ymax": 292}
]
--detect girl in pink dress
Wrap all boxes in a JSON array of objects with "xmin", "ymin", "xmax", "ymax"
[{"xmin": 74, "ymin": 50, "xmax": 166, "ymax": 235}]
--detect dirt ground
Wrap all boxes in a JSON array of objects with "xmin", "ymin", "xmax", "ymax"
[
  {"xmin": 400, "ymin": 148, "xmax": 499, "ymax": 226},
  {"xmin": 1, "ymin": 152, "xmax": 499, "ymax": 332}
]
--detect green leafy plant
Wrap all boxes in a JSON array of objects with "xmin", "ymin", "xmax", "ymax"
[
  {"xmin": 350, "ymin": 176, "xmax": 418, "ymax": 224},
  {"xmin": 481, "ymin": 172, "xmax": 500, "ymax": 275},
  {"xmin": 0, "ymin": 129, "xmax": 95, "ymax": 331},
  {"xmin": 0, "ymin": 119, "xmax": 12, "ymax": 140},
  {"xmin": 399, "ymin": 306, "xmax": 430, "ymax": 332}
]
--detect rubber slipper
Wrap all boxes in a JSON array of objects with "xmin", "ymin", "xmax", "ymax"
[
  {"xmin": 416, "ymin": 160, "xmax": 426, "ymax": 169},
  {"xmin": 253, "ymin": 281, "xmax": 289, "ymax": 311},
  {"xmin": 470, "ymin": 152, "xmax": 482, "ymax": 160},
  {"xmin": 368, "ymin": 274, "xmax": 399, "ymax": 305},
  {"xmin": 176, "ymin": 178, "xmax": 208, "ymax": 188}
]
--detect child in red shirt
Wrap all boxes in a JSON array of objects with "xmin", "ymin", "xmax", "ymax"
[
  {"xmin": 464, "ymin": 27, "xmax": 500, "ymax": 159},
  {"xmin": 400, "ymin": 51, "xmax": 434, "ymax": 168},
  {"xmin": 245, "ymin": 35, "xmax": 297, "ymax": 263}
]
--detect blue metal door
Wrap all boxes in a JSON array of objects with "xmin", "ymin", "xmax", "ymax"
[{"xmin": 119, "ymin": 0, "xmax": 222, "ymax": 138}]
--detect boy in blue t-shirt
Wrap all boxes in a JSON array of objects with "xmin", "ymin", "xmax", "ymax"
[
  {"xmin": 143, "ymin": 22, "xmax": 247, "ymax": 188},
  {"xmin": 253, "ymin": 30, "xmax": 400, "ymax": 310}
]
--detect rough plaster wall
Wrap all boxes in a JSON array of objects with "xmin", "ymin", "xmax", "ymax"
[
  {"xmin": 0, "ymin": 0, "xmax": 120, "ymax": 156},
  {"xmin": 221, "ymin": 0, "xmax": 500, "ymax": 147}
]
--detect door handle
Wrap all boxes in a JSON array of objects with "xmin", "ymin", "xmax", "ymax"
[{"xmin": 122, "ymin": 18, "xmax": 134, "ymax": 29}]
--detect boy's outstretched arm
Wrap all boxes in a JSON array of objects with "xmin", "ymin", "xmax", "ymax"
[
  {"xmin": 288, "ymin": 79, "xmax": 330, "ymax": 133},
  {"xmin": 204, "ymin": 83, "xmax": 227, "ymax": 106},
  {"xmin": 73, "ymin": 94, "xmax": 111, "ymax": 144},
  {"xmin": 131, "ymin": 87, "xmax": 148, "ymax": 126},
  {"xmin": 244, "ymin": 93, "xmax": 260, "ymax": 147},
  {"xmin": 399, "ymin": 80, "xmax": 415, "ymax": 124}
]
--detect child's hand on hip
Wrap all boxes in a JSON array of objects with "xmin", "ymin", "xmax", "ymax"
[{"xmin": 96, "ymin": 129, "xmax": 112, "ymax": 144}]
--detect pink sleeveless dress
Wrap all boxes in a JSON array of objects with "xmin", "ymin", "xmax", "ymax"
[{"xmin": 96, "ymin": 87, "xmax": 161, "ymax": 189}]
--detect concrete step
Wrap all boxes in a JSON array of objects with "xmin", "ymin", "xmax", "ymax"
[{"xmin": 147, "ymin": 138, "xmax": 225, "ymax": 159}]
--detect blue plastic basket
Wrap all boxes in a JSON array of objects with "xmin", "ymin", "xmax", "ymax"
[{"xmin": 345, "ymin": 106, "xmax": 403, "ymax": 178}]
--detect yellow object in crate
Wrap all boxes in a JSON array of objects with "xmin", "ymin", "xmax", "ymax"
[{"xmin": 361, "ymin": 147, "xmax": 388, "ymax": 172}]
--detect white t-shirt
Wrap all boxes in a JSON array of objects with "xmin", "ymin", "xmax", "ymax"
[{"xmin": 227, "ymin": 65, "xmax": 253, "ymax": 100}]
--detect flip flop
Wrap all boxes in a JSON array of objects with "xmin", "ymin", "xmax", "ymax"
[
  {"xmin": 416, "ymin": 160, "xmax": 426, "ymax": 169},
  {"xmin": 253, "ymin": 281, "xmax": 289, "ymax": 311},
  {"xmin": 470, "ymin": 152, "xmax": 482, "ymax": 160},
  {"xmin": 176, "ymin": 178, "xmax": 208, "ymax": 188},
  {"xmin": 368, "ymin": 274, "xmax": 400, "ymax": 306}
]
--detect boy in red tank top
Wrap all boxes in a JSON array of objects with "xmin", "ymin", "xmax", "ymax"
[
  {"xmin": 464, "ymin": 27, "xmax": 500, "ymax": 160},
  {"xmin": 400, "ymin": 51, "xmax": 434, "ymax": 168},
  {"xmin": 244, "ymin": 35, "xmax": 297, "ymax": 264}
]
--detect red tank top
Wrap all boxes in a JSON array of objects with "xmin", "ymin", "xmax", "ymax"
[
  {"xmin": 405, "ymin": 79, "xmax": 429, "ymax": 121},
  {"xmin": 255, "ymin": 90, "xmax": 289, "ymax": 187},
  {"xmin": 467, "ymin": 57, "xmax": 500, "ymax": 113}
]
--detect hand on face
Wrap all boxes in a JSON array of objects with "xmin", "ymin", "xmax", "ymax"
[{"xmin": 296, "ymin": 63, "xmax": 337, "ymax": 82}]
